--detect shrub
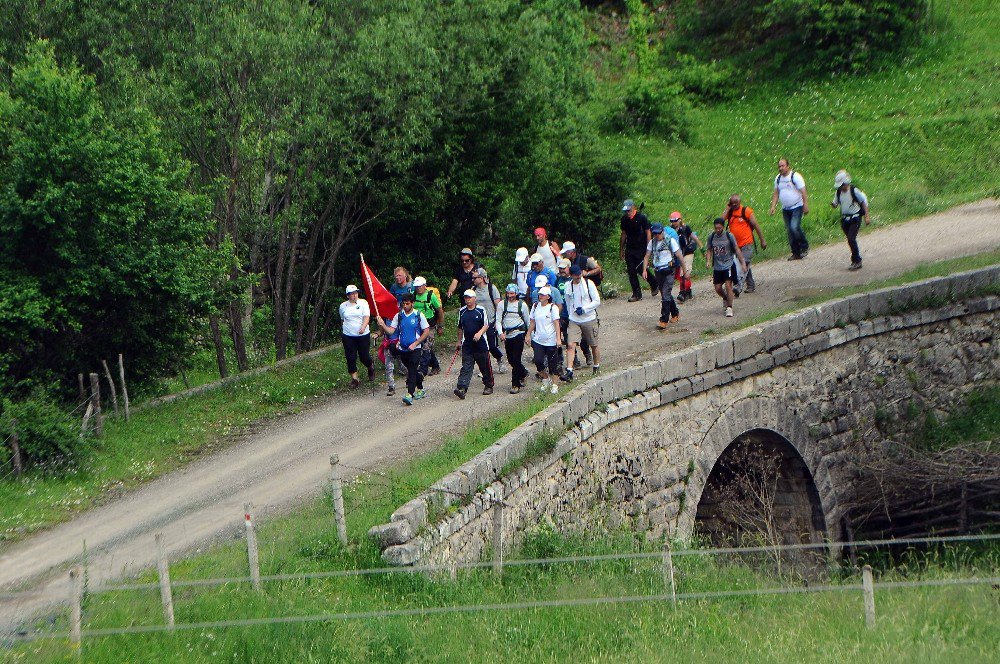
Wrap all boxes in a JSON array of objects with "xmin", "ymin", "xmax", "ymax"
[
  {"xmin": 1, "ymin": 392, "xmax": 89, "ymax": 471},
  {"xmin": 611, "ymin": 76, "xmax": 692, "ymax": 141},
  {"xmin": 666, "ymin": 54, "xmax": 738, "ymax": 102}
]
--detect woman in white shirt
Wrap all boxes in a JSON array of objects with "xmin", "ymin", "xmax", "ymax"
[
  {"xmin": 525, "ymin": 286, "xmax": 562, "ymax": 393},
  {"xmin": 339, "ymin": 285, "xmax": 374, "ymax": 389}
]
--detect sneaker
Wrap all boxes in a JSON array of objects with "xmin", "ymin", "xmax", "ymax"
[
  {"xmin": 349, "ymin": 378, "xmax": 360, "ymax": 389},
  {"xmin": 510, "ymin": 386, "xmax": 521, "ymax": 394},
  {"xmin": 650, "ymin": 286, "xmax": 659, "ymax": 296},
  {"xmin": 657, "ymin": 321, "xmax": 668, "ymax": 330},
  {"xmin": 549, "ymin": 383, "xmax": 559, "ymax": 394},
  {"xmin": 787, "ymin": 254, "xmax": 801, "ymax": 261},
  {"xmin": 573, "ymin": 356, "xmax": 582, "ymax": 369},
  {"xmin": 539, "ymin": 379, "xmax": 551, "ymax": 393},
  {"xmin": 402, "ymin": 394, "xmax": 413, "ymax": 406},
  {"xmin": 453, "ymin": 388, "xmax": 466, "ymax": 400},
  {"xmin": 849, "ymin": 261, "xmax": 863, "ymax": 271},
  {"xmin": 560, "ymin": 370, "xmax": 574, "ymax": 382},
  {"xmin": 592, "ymin": 365, "xmax": 600, "ymax": 376},
  {"xmin": 671, "ymin": 314, "xmax": 680, "ymax": 323},
  {"xmin": 429, "ymin": 367, "xmax": 440, "ymax": 376},
  {"xmin": 725, "ymin": 307, "xmax": 734, "ymax": 317},
  {"xmin": 497, "ymin": 359, "xmax": 508, "ymax": 374},
  {"xmin": 745, "ymin": 286, "xmax": 755, "ymax": 294},
  {"xmin": 685, "ymin": 290, "xmax": 693, "ymax": 300},
  {"xmin": 368, "ymin": 365, "xmax": 376, "ymax": 381},
  {"xmin": 386, "ymin": 387, "xmax": 395, "ymax": 397},
  {"xmin": 800, "ymin": 248, "xmax": 809, "ymax": 258},
  {"xmin": 628, "ymin": 295, "xmax": 642, "ymax": 303},
  {"xmin": 676, "ymin": 292, "xmax": 687, "ymax": 303},
  {"xmin": 414, "ymin": 389, "xmax": 427, "ymax": 400},
  {"xmin": 482, "ymin": 386, "xmax": 493, "ymax": 395}
]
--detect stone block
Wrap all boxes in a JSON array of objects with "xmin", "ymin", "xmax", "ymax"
[
  {"xmin": 695, "ymin": 344, "xmax": 718, "ymax": 373},
  {"xmin": 659, "ymin": 355, "xmax": 684, "ymax": 384},
  {"xmin": 382, "ymin": 541, "xmax": 422, "ymax": 566},
  {"xmin": 798, "ymin": 332, "xmax": 831, "ymax": 357},
  {"xmin": 643, "ymin": 360, "xmax": 663, "ymax": 388},
  {"xmin": 369, "ymin": 519, "xmax": 416, "ymax": 548},
  {"xmin": 715, "ymin": 338, "xmax": 735, "ymax": 368},
  {"xmin": 643, "ymin": 388, "xmax": 661, "ymax": 410},
  {"xmin": 657, "ymin": 383, "xmax": 679, "ymax": 405},
  {"xmin": 847, "ymin": 294, "xmax": 871, "ymax": 323},
  {"xmin": 798, "ymin": 307, "xmax": 821, "ymax": 336},
  {"xmin": 771, "ymin": 345, "xmax": 792, "ymax": 367},
  {"xmin": 762, "ymin": 318, "xmax": 791, "ymax": 351},
  {"xmin": 674, "ymin": 377, "xmax": 694, "ymax": 400},
  {"xmin": 678, "ymin": 350, "xmax": 697, "ymax": 378},
  {"xmin": 617, "ymin": 397, "xmax": 634, "ymax": 419},
  {"xmin": 866, "ymin": 289, "xmax": 894, "ymax": 317},
  {"xmin": 613, "ymin": 371, "xmax": 631, "ymax": 400},
  {"xmin": 628, "ymin": 366, "xmax": 649, "ymax": 395},
  {"xmin": 733, "ymin": 327, "xmax": 766, "ymax": 363},
  {"xmin": 433, "ymin": 471, "xmax": 471, "ymax": 502},
  {"xmin": 391, "ymin": 498, "xmax": 428, "ymax": 532},
  {"xmin": 688, "ymin": 373, "xmax": 706, "ymax": 395}
]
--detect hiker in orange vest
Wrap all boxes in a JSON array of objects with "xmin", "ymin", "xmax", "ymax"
[{"xmin": 723, "ymin": 195, "xmax": 767, "ymax": 294}]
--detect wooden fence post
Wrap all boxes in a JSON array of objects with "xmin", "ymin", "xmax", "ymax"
[
  {"xmin": 118, "ymin": 354, "xmax": 130, "ymax": 422},
  {"xmin": 101, "ymin": 360, "xmax": 119, "ymax": 416},
  {"xmin": 9, "ymin": 419, "xmax": 23, "ymax": 478},
  {"xmin": 662, "ymin": 539, "xmax": 677, "ymax": 609},
  {"xmin": 491, "ymin": 501, "xmax": 504, "ymax": 576},
  {"xmin": 69, "ymin": 566, "xmax": 82, "ymax": 658},
  {"xmin": 329, "ymin": 455, "xmax": 347, "ymax": 544},
  {"xmin": 88, "ymin": 373, "xmax": 103, "ymax": 438},
  {"xmin": 155, "ymin": 533, "xmax": 176, "ymax": 630},
  {"xmin": 77, "ymin": 373, "xmax": 86, "ymax": 404},
  {"xmin": 244, "ymin": 503, "xmax": 261, "ymax": 592},
  {"xmin": 862, "ymin": 564, "xmax": 876, "ymax": 629}
]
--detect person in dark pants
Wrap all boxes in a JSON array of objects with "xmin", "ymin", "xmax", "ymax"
[
  {"xmin": 619, "ymin": 199, "xmax": 655, "ymax": 302},
  {"xmin": 378, "ymin": 293, "xmax": 431, "ymax": 406},
  {"xmin": 831, "ymin": 169, "xmax": 870, "ymax": 271},
  {"xmin": 454, "ymin": 290, "xmax": 494, "ymax": 399},
  {"xmin": 338, "ymin": 285, "xmax": 374, "ymax": 389},
  {"xmin": 496, "ymin": 284, "xmax": 531, "ymax": 394},
  {"xmin": 526, "ymin": 286, "xmax": 562, "ymax": 394},
  {"xmin": 643, "ymin": 224, "xmax": 685, "ymax": 329}
]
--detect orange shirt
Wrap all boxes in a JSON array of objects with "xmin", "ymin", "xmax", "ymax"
[{"xmin": 728, "ymin": 206, "xmax": 755, "ymax": 248}]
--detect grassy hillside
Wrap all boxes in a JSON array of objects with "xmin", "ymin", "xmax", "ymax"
[{"xmin": 585, "ymin": 0, "xmax": 999, "ymax": 255}]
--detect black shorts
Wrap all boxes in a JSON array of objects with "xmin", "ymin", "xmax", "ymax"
[{"xmin": 713, "ymin": 268, "xmax": 733, "ymax": 285}]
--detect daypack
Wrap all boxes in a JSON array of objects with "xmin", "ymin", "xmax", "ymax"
[
  {"xmin": 413, "ymin": 287, "xmax": 442, "ymax": 324},
  {"xmin": 775, "ymin": 170, "xmax": 800, "ymax": 191},
  {"xmin": 501, "ymin": 299, "xmax": 528, "ymax": 332},
  {"xmin": 835, "ymin": 185, "xmax": 865, "ymax": 216},
  {"xmin": 571, "ymin": 251, "xmax": 603, "ymax": 286},
  {"xmin": 650, "ymin": 238, "xmax": 676, "ymax": 269}
]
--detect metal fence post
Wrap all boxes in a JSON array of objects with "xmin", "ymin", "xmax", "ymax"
[
  {"xmin": 155, "ymin": 533, "xmax": 176, "ymax": 630},
  {"xmin": 330, "ymin": 455, "xmax": 347, "ymax": 544},
  {"xmin": 862, "ymin": 564, "xmax": 876, "ymax": 629},
  {"xmin": 244, "ymin": 503, "xmax": 261, "ymax": 592}
]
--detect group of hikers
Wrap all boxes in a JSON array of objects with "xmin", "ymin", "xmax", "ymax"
[{"xmin": 339, "ymin": 160, "xmax": 871, "ymax": 406}]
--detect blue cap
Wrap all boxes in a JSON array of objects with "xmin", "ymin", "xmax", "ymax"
[
  {"xmin": 569, "ymin": 265, "xmax": 582, "ymax": 275},
  {"xmin": 650, "ymin": 223, "xmax": 664, "ymax": 234},
  {"xmin": 505, "ymin": 283, "xmax": 518, "ymax": 293},
  {"xmin": 622, "ymin": 199, "xmax": 635, "ymax": 211}
]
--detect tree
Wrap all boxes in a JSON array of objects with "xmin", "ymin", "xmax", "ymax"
[{"xmin": 0, "ymin": 42, "xmax": 224, "ymax": 395}]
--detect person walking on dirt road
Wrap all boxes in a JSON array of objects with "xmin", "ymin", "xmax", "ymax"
[
  {"xmin": 454, "ymin": 290, "xmax": 494, "ymax": 399},
  {"xmin": 533, "ymin": 227, "xmax": 561, "ymax": 271},
  {"xmin": 412, "ymin": 276, "xmax": 443, "ymax": 377},
  {"xmin": 770, "ymin": 158, "xmax": 810, "ymax": 260},
  {"xmin": 379, "ymin": 293, "xmax": 431, "ymax": 406},
  {"xmin": 511, "ymin": 247, "xmax": 532, "ymax": 300},
  {"xmin": 526, "ymin": 286, "xmax": 562, "ymax": 394},
  {"xmin": 339, "ymin": 285, "xmax": 375, "ymax": 389},
  {"xmin": 561, "ymin": 265, "xmax": 601, "ymax": 381},
  {"xmin": 831, "ymin": 169, "xmax": 870, "ymax": 271},
  {"xmin": 724, "ymin": 195, "xmax": 767, "ymax": 294},
  {"xmin": 643, "ymin": 223, "xmax": 685, "ymax": 330},
  {"xmin": 497, "ymin": 284, "xmax": 531, "ymax": 394},
  {"xmin": 473, "ymin": 268, "xmax": 505, "ymax": 372},
  {"xmin": 669, "ymin": 212, "xmax": 701, "ymax": 302},
  {"xmin": 620, "ymin": 199, "xmax": 656, "ymax": 301},
  {"xmin": 446, "ymin": 248, "xmax": 481, "ymax": 300},
  {"xmin": 706, "ymin": 218, "xmax": 747, "ymax": 318}
]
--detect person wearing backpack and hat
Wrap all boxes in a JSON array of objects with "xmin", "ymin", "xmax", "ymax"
[
  {"xmin": 339, "ymin": 285, "xmax": 375, "ymax": 389},
  {"xmin": 454, "ymin": 289, "xmax": 495, "ymax": 399},
  {"xmin": 378, "ymin": 293, "xmax": 431, "ymax": 406},
  {"xmin": 526, "ymin": 286, "xmax": 562, "ymax": 394},
  {"xmin": 669, "ymin": 212, "xmax": 702, "ymax": 302},
  {"xmin": 770, "ymin": 158, "xmax": 810, "ymax": 260},
  {"xmin": 497, "ymin": 284, "xmax": 531, "ymax": 393},
  {"xmin": 446, "ymin": 248, "xmax": 481, "ymax": 300},
  {"xmin": 511, "ymin": 247, "xmax": 532, "ymax": 300},
  {"xmin": 620, "ymin": 199, "xmax": 656, "ymax": 301},
  {"xmin": 830, "ymin": 170, "xmax": 870, "ymax": 271},
  {"xmin": 560, "ymin": 241, "xmax": 603, "ymax": 286},
  {"xmin": 561, "ymin": 265, "xmax": 602, "ymax": 382},
  {"xmin": 526, "ymin": 253, "xmax": 558, "ymax": 303},
  {"xmin": 706, "ymin": 218, "xmax": 747, "ymax": 318},
  {"xmin": 412, "ymin": 276, "xmax": 443, "ymax": 376},
  {"xmin": 472, "ymin": 267, "xmax": 505, "ymax": 373},
  {"xmin": 723, "ymin": 195, "xmax": 767, "ymax": 294},
  {"xmin": 643, "ymin": 224, "xmax": 685, "ymax": 330}
]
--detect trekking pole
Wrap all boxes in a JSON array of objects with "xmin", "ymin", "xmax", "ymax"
[{"xmin": 444, "ymin": 347, "xmax": 461, "ymax": 378}]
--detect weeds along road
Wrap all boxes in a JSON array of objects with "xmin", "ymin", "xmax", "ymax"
[{"xmin": 2, "ymin": 200, "xmax": 999, "ymax": 633}]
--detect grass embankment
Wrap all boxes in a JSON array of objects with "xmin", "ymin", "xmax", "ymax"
[{"xmin": 586, "ymin": 0, "xmax": 1000, "ymax": 259}]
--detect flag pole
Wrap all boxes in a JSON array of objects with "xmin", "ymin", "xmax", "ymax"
[{"xmin": 361, "ymin": 253, "xmax": 381, "ymax": 396}]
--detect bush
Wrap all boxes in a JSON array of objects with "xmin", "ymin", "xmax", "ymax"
[
  {"xmin": 666, "ymin": 54, "xmax": 738, "ymax": 102},
  {"xmin": 610, "ymin": 76, "xmax": 692, "ymax": 141},
  {"xmin": 1, "ymin": 392, "xmax": 89, "ymax": 471}
]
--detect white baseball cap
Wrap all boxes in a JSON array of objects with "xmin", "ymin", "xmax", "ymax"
[
  {"xmin": 557, "ymin": 258, "xmax": 571, "ymax": 269},
  {"xmin": 515, "ymin": 247, "xmax": 529, "ymax": 262},
  {"xmin": 561, "ymin": 241, "xmax": 576, "ymax": 253},
  {"xmin": 413, "ymin": 276, "xmax": 427, "ymax": 287},
  {"xmin": 834, "ymin": 169, "xmax": 852, "ymax": 188},
  {"xmin": 529, "ymin": 252, "xmax": 543, "ymax": 263},
  {"xmin": 345, "ymin": 285, "xmax": 359, "ymax": 295},
  {"xmin": 538, "ymin": 286, "xmax": 552, "ymax": 296},
  {"xmin": 533, "ymin": 275, "xmax": 548, "ymax": 287},
  {"xmin": 462, "ymin": 289, "xmax": 477, "ymax": 299}
]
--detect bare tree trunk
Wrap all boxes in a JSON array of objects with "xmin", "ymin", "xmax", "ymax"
[{"xmin": 209, "ymin": 314, "xmax": 229, "ymax": 379}]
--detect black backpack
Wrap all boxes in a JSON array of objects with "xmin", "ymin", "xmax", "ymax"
[
  {"xmin": 835, "ymin": 185, "xmax": 865, "ymax": 210},
  {"xmin": 501, "ymin": 299, "xmax": 528, "ymax": 332}
]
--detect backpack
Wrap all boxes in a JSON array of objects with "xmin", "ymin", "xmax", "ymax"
[
  {"xmin": 501, "ymin": 299, "xmax": 528, "ymax": 332},
  {"xmin": 650, "ymin": 238, "xmax": 675, "ymax": 269},
  {"xmin": 570, "ymin": 252, "xmax": 603, "ymax": 286},
  {"xmin": 711, "ymin": 231, "xmax": 738, "ymax": 257},
  {"xmin": 775, "ymin": 170, "xmax": 799, "ymax": 191},
  {"xmin": 835, "ymin": 185, "xmax": 865, "ymax": 215}
]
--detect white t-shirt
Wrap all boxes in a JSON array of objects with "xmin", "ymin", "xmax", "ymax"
[
  {"xmin": 512, "ymin": 261, "xmax": 531, "ymax": 296},
  {"xmin": 339, "ymin": 298, "xmax": 370, "ymax": 337},
  {"xmin": 536, "ymin": 241, "xmax": 558, "ymax": 271},
  {"xmin": 565, "ymin": 278, "xmax": 600, "ymax": 324},
  {"xmin": 832, "ymin": 187, "xmax": 868, "ymax": 216},
  {"xmin": 646, "ymin": 236, "xmax": 680, "ymax": 270},
  {"xmin": 774, "ymin": 171, "xmax": 807, "ymax": 210},
  {"xmin": 530, "ymin": 302, "xmax": 560, "ymax": 346}
]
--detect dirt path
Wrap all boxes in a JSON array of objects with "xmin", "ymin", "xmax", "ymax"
[{"xmin": 2, "ymin": 200, "xmax": 998, "ymax": 633}]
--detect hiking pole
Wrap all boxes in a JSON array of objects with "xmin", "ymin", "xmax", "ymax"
[{"xmin": 444, "ymin": 346, "xmax": 460, "ymax": 378}]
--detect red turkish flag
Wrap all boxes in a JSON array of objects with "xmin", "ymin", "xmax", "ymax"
[{"xmin": 360, "ymin": 254, "xmax": 399, "ymax": 321}]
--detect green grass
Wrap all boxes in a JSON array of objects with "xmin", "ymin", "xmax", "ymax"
[
  {"xmin": 586, "ymin": 0, "xmax": 1000, "ymax": 252},
  {"xmin": 918, "ymin": 386, "xmax": 1000, "ymax": 451}
]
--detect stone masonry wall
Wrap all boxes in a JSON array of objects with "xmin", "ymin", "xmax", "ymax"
[{"xmin": 369, "ymin": 267, "xmax": 1000, "ymax": 567}]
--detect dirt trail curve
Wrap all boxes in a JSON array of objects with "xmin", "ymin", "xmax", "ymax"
[{"xmin": 2, "ymin": 200, "xmax": 999, "ymax": 632}]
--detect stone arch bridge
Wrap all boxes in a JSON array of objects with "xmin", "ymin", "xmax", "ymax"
[{"xmin": 371, "ymin": 267, "xmax": 1000, "ymax": 566}]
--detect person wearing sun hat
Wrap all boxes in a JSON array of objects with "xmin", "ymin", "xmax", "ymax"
[
  {"xmin": 643, "ymin": 224, "xmax": 684, "ymax": 330},
  {"xmin": 339, "ymin": 284, "xmax": 375, "ymax": 389},
  {"xmin": 525, "ymin": 285, "xmax": 562, "ymax": 394},
  {"xmin": 830, "ymin": 169, "xmax": 870, "ymax": 271},
  {"xmin": 669, "ymin": 211, "xmax": 702, "ymax": 302},
  {"xmin": 454, "ymin": 289, "xmax": 494, "ymax": 399},
  {"xmin": 496, "ymin": 283, "xmax": 531, "ymax": 393},
  {"xmin": 412, "ymin": 276, "xmax": 443, "ymax": 376},
  {"xmin": 511, "ymin": 247, "xmax": 532, "ymax": 300}
]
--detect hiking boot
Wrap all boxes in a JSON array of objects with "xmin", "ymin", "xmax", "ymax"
[
  {"xmin": 497, "ymin": 359, "xmax": 508, "ymax": 374},
  {"xmin": 386, "ymin": 386, "xmax": 395, "ymax": 397},
  {"xmin": 849, "ymin": 261, "xmax": 863, "ymax": 271},
  {"xmin": 402, "ymin": 394, "xmax": 413, "ymax": 406},
  {"xmin": 676, "ymin": 292, "xmax": 687, "ymax": 303},
  {"xmin": 592, "ymin": 365, "xmax": 600, "ymax": 376},
  {"xmin": 800, "ymin": 248, "xmax": 809, "ymax": 258},
  {"xmin": 414, "ymin": 389, "xmax": 427, "ymax": 400},
  {"xmin": 745, "ymin": 285, "xmax": 755, "ymax": 294},
  {"xmin": 787, "ymin": 254, "xmax": 801, "ymax": 261},
  {"xmin": 453, "ymin": 388, "xmax": 466, "ymax": 400},
  {"xmin": 429, "ymin": 367, "xmax": 441, "ymax": 376},
  {"xmin": 349, "ymin": 378, "xmax": 360, "ymax": 389},
  {"xmin": 510, "ymin": 386, "xmax": 521, "ymax": 394},
  {"xmin": 482, "ymin": 386, "xmax": 493, "ymax": 395},
  {"xmin": 368, "ymin": 365, "xmax": 376, "ymax": 381},
  {"xmin": 671, "ymin": 314, "xmax": 680, "ymax": 323},
  {"xmin": 650, "ymin": 285, "xmax": 659, "ymax": 296},
  {"xmin": 573, "ymin": 356, "xmax": 582, "ymax": 369},
  {"xmin": 725, "ymin": 307, "xmax": 734, "ymax": 317},
  {"xmin": 560, "ymin": 370, "xmax": 574, "ymax": 383},
  {"xmin": 685, "ymin": 289, "xmax": 693, "ymax": 300},
  {"xmin": 657, "ymin": 321, "xmax": 668, "ymax": 330},
  {"xmin": 628, "ymin": 295, "xmax": 642, "ymax": 302}
]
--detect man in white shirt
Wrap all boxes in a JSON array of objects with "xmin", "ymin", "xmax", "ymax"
[
  {"xmin": 560, "ymin": 266, "xmax": 601, "ymax": 382},
  {"xmin": 830, "ymin": 169, "xmax": 870, "ymax": 271},
  {"xmin": 769, "ymin": 157, "xmax": 810, "ymax": 260},
  {"xmin": 533, "ymin": 227, "xmax": 561, "ymax": 271},
  {"xmin": 511, "ymin": 247, "xmax": 532, "ymax": 299}
]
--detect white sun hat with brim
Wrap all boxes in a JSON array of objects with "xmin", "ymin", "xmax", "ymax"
[
  {"xmin": 515, "ymin": 247, "xmax": 529, "ymax": 262},
  {"xmin": 345, "ymin": 285, "xmax": 359, "ymax": 294},
  {"xmin": 534, "ymin": 274, "xmax": 548, "ymax": 287},
  {"xmin": 561, "ymin": 241, "xmax": 576, "ymax": 253},
  {"xmin": 834, "ymin": 170, "xmax": 852, "ymax": 188},
  {"xmin": 462, "ymin": 289, "xmax": 477, "ymax": 299},
  {"xmin": 412, "ymin": 276, "xmax": 427, "ymax": 287},
  {"xmin": 538, "ymin": 286, "xmax": 552, "ymax": 297}
]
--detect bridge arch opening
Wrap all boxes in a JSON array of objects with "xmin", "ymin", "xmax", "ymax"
[{"xmin": 694, "ymin": 429, "xmax": 828, "ymax": 550}]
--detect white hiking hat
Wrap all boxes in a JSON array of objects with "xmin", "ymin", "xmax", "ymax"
[
  {"xmin": 834, "ymin": 170, "xmax": 852, "ymax": 188},
  {"xmin": 538, "ymin": 286, "xmax": 552, "ymax": 296},
  {"xmin": 557, "ymin": 258, "xmax": 571, "ymax": 269},
  {"xmin": 533, "ymin": 274, "xmax": 548, "ymax": 287},
  {"xmin": 413, "ymin": 276, "xmax": 427, "ymax": 287},
  {"xmin": 515, "ymin": 247, "xmax": 529, "ymax": 262},
  {"xmin": 462, "ymin": 289, "xmax": 477, "ymax": 299},
  {"xmin": 561, "ymin": 241, "xmax": 576, "ymax": 253},
  {"xmin": 345, "ymin": 284, "xmax": 359, "ymax": 294},
  {"xmin": 529, "ymin": 252, "xmax": 543, "ymax": 263}
]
